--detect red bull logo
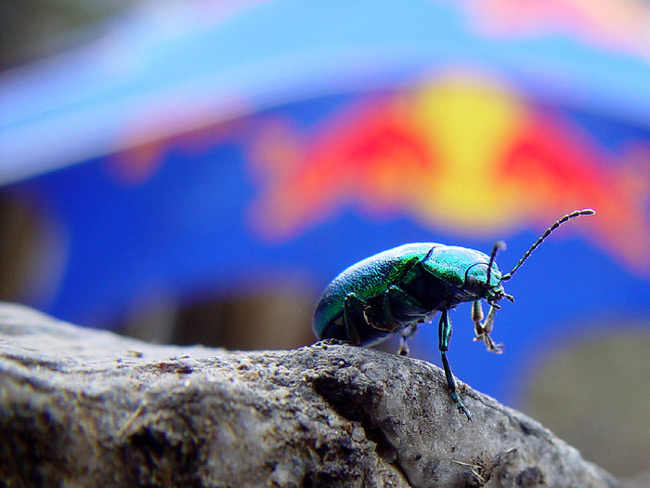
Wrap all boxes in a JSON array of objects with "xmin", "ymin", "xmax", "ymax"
[{"xmin": 248, "ymin": 73, "xmax": 650, "ymax": 274}]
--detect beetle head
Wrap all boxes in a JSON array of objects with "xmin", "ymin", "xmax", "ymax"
[{"xmin": 464, "ymin": 242, "xmax": 512, "ymax": 305}]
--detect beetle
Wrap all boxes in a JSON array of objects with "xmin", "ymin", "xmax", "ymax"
[{"xmin": 313, "ymin": 209, "xmax": 595, "ymax": 421}]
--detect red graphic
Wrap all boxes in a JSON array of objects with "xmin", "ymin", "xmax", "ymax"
[
  {"xmin": 248, "ymin": 95, "xmax": 436, "ymax": 234},
  {"xmin": 248, "ymin": 74, "xmax": 650, "ymax": 274}
]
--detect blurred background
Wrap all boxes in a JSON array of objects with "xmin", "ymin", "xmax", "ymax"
[{"xmin": 1, "ymin": 0, "xmax": 649, "ymax": 480}]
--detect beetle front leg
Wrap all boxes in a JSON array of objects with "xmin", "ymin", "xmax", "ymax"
[
  {"xmin": 471, "ymin": 301, "xmax": 503, "ymax": 354},
  {"xmin": 438, "ymin": 309, "xmax": 472, "ymax": 421}
]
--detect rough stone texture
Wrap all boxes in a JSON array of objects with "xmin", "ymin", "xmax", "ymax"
[{"xmin": 0, "ymin": 303, "xmax": 619, "ymax": 488}]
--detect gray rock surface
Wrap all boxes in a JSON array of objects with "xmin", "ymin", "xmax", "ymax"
[{"xmin": 0, "ymin": 303, "xmax": 618, "ymax": 487}]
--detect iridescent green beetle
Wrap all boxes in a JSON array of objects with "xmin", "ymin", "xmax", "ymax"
[{"xmin": 313, "ymin": 209, "xmax": 595, "ymax": 421}]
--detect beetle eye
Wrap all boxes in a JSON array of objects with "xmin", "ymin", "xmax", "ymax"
[
  {"xmin": 466, "ymin": 275, "xmax": 480, "ymax": 288},
  {"xmin": 466, "ymin": 262, "xmax": 501, "ymax": 288}
]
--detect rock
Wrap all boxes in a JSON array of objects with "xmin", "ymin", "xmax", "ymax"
[{"xmin": 0, "ymin": 303, "xmax": 619, "ymax": 487}]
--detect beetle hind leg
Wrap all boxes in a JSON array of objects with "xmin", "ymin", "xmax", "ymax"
[
  {"xmin": 397, "ymin": 324, "xmax": 418, "ymax": 357},
  {"xmin": 471, "ymin": 301, "xmax": 503, "ymax": 354}
]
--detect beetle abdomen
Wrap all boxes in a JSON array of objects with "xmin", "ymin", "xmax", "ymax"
[{"xmin": 312, "ymin": 243, "xmax": 441, "ymax": 339}]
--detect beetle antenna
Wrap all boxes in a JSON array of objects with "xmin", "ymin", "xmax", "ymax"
[
  {"xmin": 485, "ymin": 240, "xmax": 506, "ymax": 286},
  {"xmin": 500, "ymin": 209, "xmax": 595, "ymax": 281}
]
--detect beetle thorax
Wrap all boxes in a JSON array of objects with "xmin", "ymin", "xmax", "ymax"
[{"xmin": 420, "ymin": 246, "xmax": 505, "ymax": 305}]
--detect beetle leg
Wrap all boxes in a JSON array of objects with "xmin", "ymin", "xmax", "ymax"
[
  {"xmin": 387, "ymin": 284, "xmax": 426, "ymax": 310},
  {"xmin": 368, "ymin": 285, "xmax": 423, "ymax": 334},
  {"xmin": 438, "ymin": 309, "xmax": 472, "ymax": 421},
  {"xmin": 342, "ymin": 293, "xmax": 368, "ymax": 346},
  {"xmin": 471, "ymin": 300, "xmax": 484, "ymax": 330},
  {"xmin": 313, "ymin": 338, "xmax": 351, "ymax": 347},
  {"xmin": 387, "ymin": 285, "xmax": 430, "ymax": 322},
  {"xmin": 383, "ymin": 285, "xmax": 426, "ymax": 356},
  {"xmin": 397, "ymin": 324, "xmax": 418, "ymax": 357},
  {"xmin": 472, "ymin": 303, "xmax": 503, "ymax": 354},
  {"xmin": 366, "ymin": 290, "xmax": 398, "ymax": 332},
  {"xmin": 397, "ymin": 336, "xmax": 410, "ymax": 357}
]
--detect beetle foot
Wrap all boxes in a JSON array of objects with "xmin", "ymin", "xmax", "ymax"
[
  {"xmin": 397, "ymin": 338, "xmax": 410, "ymax": 357},
  {"xmin": 451, "ymin": 391, "xmax": 472, "ymax": 422},
  {"xmin": 313, "ymin": 339, "xmax": 352, "ymax": 347},
  {"xmin": 362, "ymin": 305, "xmax": 377, "ymax": 328},
  {"xmin": 474, "ymin": 333, "xmax": 503, "ymax": 354},
  {"xmin": 459, "ymin": 404, "xmax": 472, "ymax": 422}
]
